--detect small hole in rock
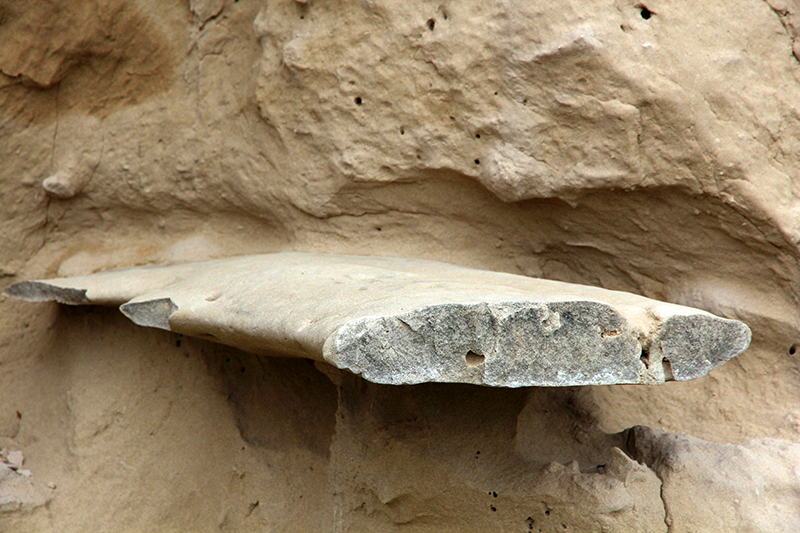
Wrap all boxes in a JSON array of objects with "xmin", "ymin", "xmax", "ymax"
[
  {"xmin": 545, "ymin": 510, "xmax": 551, "ymax": 516},
  {"xmin": 474, "ymin": 159, "xmax": 480, "ymax": 165},
  {"xmin": 490, "ymin": 505, "xmax": 497, "ymax": 512},
  {"xmin": 400, "ymin": 127, "xmax": 405, "ymax": 135},
  {"xmin": 640, "ymin": 348, "xmax": 650, "ymax": 368},
  {"xmin": 790, "ymin": 344, "xmax": 797, "ymax": 355},
  {"xmin": 355, "ymin": 96, "xmax": 362, "ymax": 105},
  {"xmin": 640, "ymin": 6, "xmax": 652, "ymax": 19},
  {"xmin": 465, "ymin": 351, "xmax": 485, "ymax": 366},
  {"xmin": 427, "ymin": 18, "xmax": 435, "ymax": 30},
  {"xmin": 662, "ymin": 358, "xmax": 675, "ymax": 380},
  {"xmin": 475, "ymin": 133, "xmax": 481, "ymax": 139}
]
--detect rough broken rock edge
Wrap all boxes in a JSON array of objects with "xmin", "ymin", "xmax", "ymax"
[{"xmin": 5, "ymin": 253, "xmax": 751, "ymax": 388}]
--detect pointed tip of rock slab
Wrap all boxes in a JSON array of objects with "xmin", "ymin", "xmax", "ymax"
[
  {"xmin": 654, "ymin": 314, "xmax": 751, "ymax": 381},
  {"xmin": 4, "ymin": 281, "xmax": 90, "ymax": 305},
  {"xmin": 120, "ymin": 298, "xmax": 178, "ymax": 331}
]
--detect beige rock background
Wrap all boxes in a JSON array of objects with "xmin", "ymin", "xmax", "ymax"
[{"xmin": 1, "ymin": 0, "xmax": 799, "ymax": 531}]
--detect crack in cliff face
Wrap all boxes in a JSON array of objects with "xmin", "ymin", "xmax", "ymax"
[
  {"xmin": 625, "ymin": 426, "xmax": 671, "ymax": 532},
  {"xmin": 42, "ymin": 83, "xmax": 60, "ymax": 236},
  {"xmin": 199, "ymin": 6, "xmax": 224, "ymax": 31},
  {"xmin": 764, "ymin": 0, "xmax": 800, "ymax": 62},
  {"xmin": 50, "ymin": 84, "xmax": 60, "ymax": 168},
  {"xmin": 765, "ymin": 0, "xmax": 792, "ymax": 33},
  {"xmin": 658, "ymin": 479, "xmax": 672, "ymax": 532},
  {"xmin": 84, "ymin": 130, "xmax": 105, "ymax": 191}
]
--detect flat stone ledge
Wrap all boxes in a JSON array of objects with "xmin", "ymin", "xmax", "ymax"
[{"xmin": 5, "ymin": 253, "xmax": 751, "ymax": 387}]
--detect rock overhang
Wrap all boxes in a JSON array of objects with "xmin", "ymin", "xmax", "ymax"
[{"xmin": 5, "ymin": 253, "xmax": 750, "ymax": 387}]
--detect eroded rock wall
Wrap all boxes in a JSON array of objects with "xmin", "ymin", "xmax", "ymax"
[{"xmin": 2, "ymin": 0, "xmax": 800, "ymax": 531}]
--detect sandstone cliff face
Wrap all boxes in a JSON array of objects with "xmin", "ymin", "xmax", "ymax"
[{"xmin": 1, "ymin": 0, "xmax": 799, "ymax": 531}]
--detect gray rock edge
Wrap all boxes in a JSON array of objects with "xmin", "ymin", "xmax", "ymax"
[{"xmin": 4, "ymin": 254, "xmax": 751, "ymax": 387}]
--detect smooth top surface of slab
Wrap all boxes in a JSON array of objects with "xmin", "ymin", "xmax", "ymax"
[{"xmin": 6, "ymin": 253, "xmax": 751, "ymax": 387}]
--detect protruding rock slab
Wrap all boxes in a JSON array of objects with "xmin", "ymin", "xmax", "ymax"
[{"xmin": 5, "ymin": 253, "xmax": 750, "ymax": 387}]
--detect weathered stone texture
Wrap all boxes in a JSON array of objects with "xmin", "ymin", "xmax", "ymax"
[
  {"xmin": 630, "ymin": 426, "xmax": 800, "ymax": 532},
  {"xmin": 2, "ymin": 0, "xmax": 800, "ymax": 531},
  {"xmin": 6, "ymin": 253, "xmax": 750, "ymax": 386}
]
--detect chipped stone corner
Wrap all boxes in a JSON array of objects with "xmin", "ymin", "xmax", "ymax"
[
  {"xmin": 120, "ymin": 298, "xmax": 179, "ymax": 331},
  {"xmin": 3, "ymin": 281, "xmax": 90, "ymax": 306}
]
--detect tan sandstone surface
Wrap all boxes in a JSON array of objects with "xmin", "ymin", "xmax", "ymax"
[{"xmin": 1, "ymin": 0, "xmax": 800, "ymax": 531}]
